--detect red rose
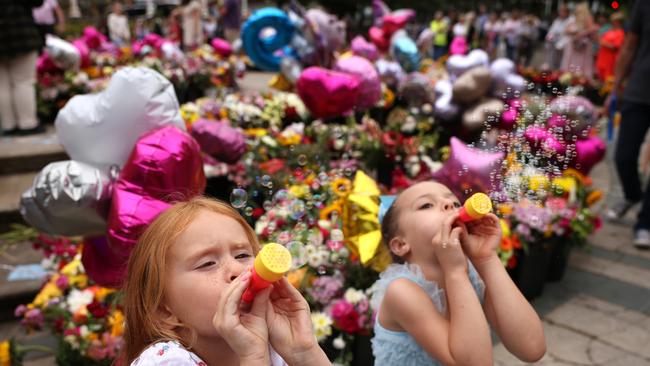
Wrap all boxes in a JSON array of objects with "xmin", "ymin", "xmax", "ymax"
[
  {"xmin": 87, "ymin": 301, "xmax": 109, "ymax": 319},
  {"xmin": 331, "ymin": 301, "xmax": 361, "ymax": 334}
]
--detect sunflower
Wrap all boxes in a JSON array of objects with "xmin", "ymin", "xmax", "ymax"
[
  {"xmin": 331, "ymin": 178, "xmax": 352, "ymax": 198},
  {"xmin": 586, "ymin": 190, "xmax": 604, "ymax": 207}
]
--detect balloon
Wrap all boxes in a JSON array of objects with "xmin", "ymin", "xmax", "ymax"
[
  {"xmin": 572, "ymin": 136, "xmax": 606, "ymax": 174},
  {"xmin": 447, "ymin": 49, "xmax": 489, "ymax": 80},
  {"xmin": 211, "ymin": 37, "xmax": 233, "ymax": 57},
  {"xmin": 524, "ymin": 126, "xmax": 567, "ymax": 156},
  {"xmin": 289, "ymin": 33, "xmax": 318, "ymax": 66},
  {"xmin": 549, "ymin": 96, "xmax": 597, "ymax": 137},
  {"xmin": 375, "ymin": 58, "xmax": 406, "ymax": 88},
  {"xmin": 416, "ymin": 28, "xmax": 434, "ymax": 51},
  {"xmin": 372, "ymin": 0, "xmax": 391, "ymax": 25},
  {"xmin": 398, "ymin": 72, "xmax": 435, "ymax": 106},
  {"xmin": 351, "ymin": 36, "xmax": 379, "ymax": 62},
  {"xmin": 82, "ymin": 26, "xmax": 108, "ymax": 49},
  {"xmin": 296, "ymin": 67, "xmax": 360, "ymax": 119},
  {"xmin": 280, "ymin": 57, "xmax": 302, "ymax": 83},
  {"xmin": 369, "ymin": 26, "xmax": 389, "ymax": 51},
  {"xmin": 44, "ymin": 34, "xmax": 81, "ymax": 70},
  {"xmin": 304, "ymin": 9, "xmax": 346, "ymax": 55},
  {"xmin": 161, "ymin": 41, "xmax": 184, "ymax": 62},
  {"xmin": 103, "ymin": 125, "xmax": 206, "ymax": 286},
  {"xmin": 500, "ymin": 99, "xmax": 522, "ymax": 130},
  {"xmin": 72, "ymin": 39, "xmax": 90, "ymax": 68},
  {"xmin": 81, "ymin": 236, "xmax": 126, "ymax": 288},
  {"xmin": 334, "ymin": 55, "xmax": 381, "ymax": 109},
  {"xmin": 390, "ymin": 31, "xmax": 420, "ymax": 73},
  {"xmin": 431, "ymin": 137, "xmax": 505, "ymax": 200},
  {"xmin": 20, "ymin": 161, "xmax": 114, "ymax": 237},
  {"xmin": 382, "ymin": 9, "xmax": 415, "ymax": 35},
  {"xmin": 241, "ymin": 7, "xmax": 295, "ymax": 71},
  {"xmin": 490, "ymin": 58, "xmax": 526, "ymax": 98},
  {"xmin": 434, "ymin": 79, "xmax": 460, "ymax": 120},
  {"xmin": 56, "ymin": 67, "xmax": 185, "ymax": 169},
  {"xmin": 462, "ymin": 99, "xmax": 503, "ymax": 132},
  {"xmin": 452, "ymin": 67, "xmax": 492, "ymax": 104},
  {"xmin": 191, "ymin": 119, "xmax": 246, "ymax": 164}
]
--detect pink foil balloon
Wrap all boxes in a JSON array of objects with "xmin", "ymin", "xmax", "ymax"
[
  {"xmin": 524, "ymin": 126, "xmax": 566, "ymax": 156},
  {"xmin": 431, "ymin": 137, "xmax": 504, "ymax": 201},
  {"xmin": 191, "ymin": 119, "xmax": 246, "ymax": 164},
  {"xmin": 382, "ymin": 9, "xmax": 415, "ymax": 36},
  {"xmin": 82, "ymin": 26, "xmax": 108, "ymax": 49},
  {"xmin": 351, "ymin": 36, "xmax": 379, "ymax": 61},
  {"xmin": 499, "ymin": 99, "xmax": 522, "ymax": 130},
  {"xmin": 72, "ymin": 39, "xmax": 90, "ymax": 68},
  {"xmin": 572, "ymin": 136, "xmax": 606, "ymax": 174},
  {"xmin": 81, "ymin": 236, "xmax": 128, "ymax": 288},
  {"xmin": 211, "ymin": 38, "xmax": 233, "ymax": 57},
  {"xmin": 369, "ymin": 26, "xmax": 389, "ymax": 51},
  {"xmin": 296, "ymin": 67, "xmax": 360, "ymax": 119},
  {"xmin": 101, "ymin": 125, "xmax": 206, "ymax": 286},
  {"xmin": 334, "ymin": 55, "xmax": 382, "ymax": 110}
]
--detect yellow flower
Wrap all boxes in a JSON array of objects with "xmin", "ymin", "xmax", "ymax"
[
  {"xmin": 91, "ymin": 286, "xmax": 116, "ymax": 302},
  {"xmin": 310, "ymin": 312, "xmax": 332, "ymax": 342},
  {"xmin": 68, "ymin": 274, "xmax": 88, "ymax": 289},
  {"xmin": 586, "ymin": 190, "xmax": 604, "ymax": 207},
  {"xmin": 287, "ymin": 267, "xmax": 308, "ymax": 289},
  {"xmin": 552, "ymin": 177, "xmax": 577, "ymax": 194},
  {"xmin": 320, "ymin": 202, "xmax": 343, "ymax": 221},
  {"xmin": 109, "ymin": 310, "xmax": 125, "ymax": 337},
  {"xmin": 87, "ymin": 332, "xmax": 99, "ymax": 342},
  {"xmin": 500, "ymin": 219, "xmax": 511, "ymax": 237},
  {"xmin": 440, "ymin": 146, "xmax": 450, "ymax": 162},
  {"xmin": 497, "ymin": 204, "xmax": 513, "ymax": 216},
  {"xmin": 529, "ymin": 175, "xmax": 549, "ymax": 192},
  {"xmin": 563, "ymin": 168, "xmax": 586, "ymax": 185},
  {"xmin": 289, "ymin": 184, "xmax": 309, "ymax": 198},
  {"xmin": 244, "ymin": 128, "xmax": 267, "ymax": 137},
  {"xmin": 61, "ymin": 258, "xmax": 82, "ymax": 277},
  {"xmin": 0, "ymin": 340, "xmax": 10, "ymax": 366},
  {"xmin": 383, "ymin": 86, "xmax": 395, "ymax": 108},
  {"xmin": 277, "ymin": 133, "xmax": 301, "ymax": 146},
  {"xmin": 33, "ymin": 281, "xmax": 62, "ymax": 308},
  {"xmin": 331, "ymin": 178, "xmax": 352, "ymax": 197}
]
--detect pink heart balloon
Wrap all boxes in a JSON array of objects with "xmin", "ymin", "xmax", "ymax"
[
  {"xmin": 211, "ymin": 38, "xmax": 233, "ymax": 58},
  {"xmin": 191, "ymin": 119, "xmax": 246, "ymax": 164},
  {"xmin": 499, "ymin": 99, "xmax": 523, "ymax": 130},
  {"xmin": 99, "ymin": 125, "xmax": 206, "ymax": 286},
  {"xmin": 72, "ymin": 39, "xmax": 90, "ymax": 68},
  {"xmin": 572, "ymin": 136, "xmax": 606, "ymax": 174},
  {"xmin": 431, "ymin": 137, "xmax": 504, "ymax": 201},
  {"xmin": 296, "ymin": 67, "xmax": 360, "ymax": 119},
  {"xmin": 369, "ymin": 26, "xmax": 389, "ymax": 51},
  {"xmin": 334, "ymin": 55, "xmax": 382, "ymax": 110},
  {"xmin": 351, "ymin": 36, "xmax": 379, "ymax": 61}
]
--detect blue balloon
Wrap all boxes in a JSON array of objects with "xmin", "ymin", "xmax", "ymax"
[
  {"xmin": 241, "ymin": 7, "xmax": 296, "ymax": 71},
  {"xmin": 391, "ymin": 35, "xmax": 420, "ymax": 73},
  {"xmin": 379, "ymin": 195, "xmax": 396, "ymax": 223}
]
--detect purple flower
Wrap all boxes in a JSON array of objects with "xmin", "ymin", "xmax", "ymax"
[
  {"xmin": 14, "ymin": 304, "xmax": 27, "ymax": 317},
  {"xmin": 21, "ymin": 308, "xmax": 45, "ymax": 329},
  {"xmin": 308, "ymin": 275, "xmax": 344, "ymax": 305}
]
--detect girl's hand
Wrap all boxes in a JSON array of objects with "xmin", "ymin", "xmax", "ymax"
[
  {"xmin": 458, "ymin": 213, "xmax": 502, "ymax": 265},
  {"xmin": 434, "ymin": 213, "xmax": 468, "ymax": 274},
  {"xmin": 212, "ymin": 270, "xmax": 271, "ymax": 364},
  {"xmin": 266, "ymin": 278, "xmax": 329, "ymax": 365}
]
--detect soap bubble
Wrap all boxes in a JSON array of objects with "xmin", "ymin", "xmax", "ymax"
[
  {"xmin": 285, "ymin": 241, "xmax": 307, "ymax": 268},
  {"xmin": 230, "ymin": 188, "xmax": 247, "ymax": 208},
  {"xmin": 289, "ymin": 199, "xmax": 306, "ymax": 220},
  {"xmin": 297, "ymin": 154, "xmax": 308, "ymax": 166}
]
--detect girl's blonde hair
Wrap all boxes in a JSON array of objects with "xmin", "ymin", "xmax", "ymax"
[
  {"xmin": 575, "ymin": 2, "xmax": 594, "ymax": 30},
  {"xmin": 121, "ymin": 196, "xmax": 260, "ymax": 364}
]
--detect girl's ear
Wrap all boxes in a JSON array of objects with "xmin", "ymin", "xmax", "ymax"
[
  {"xmin": 156, "ymin": 305, "xmax": 182, "ymax": 332},
  {"xmin": 389, "ymin": 236, "xmax": 410, "ymax": 259}
]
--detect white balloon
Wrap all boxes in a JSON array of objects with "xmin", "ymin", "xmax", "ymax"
[
  {"xmin": 434, "ymin": 79, "xmax": 460, "ymax": 120},
  {"xmin": 490, "ymin": 58, "xmax": 526, "ymax": 98},
  {"xmin": 55, "ymin": 67, "xmax": 185, "ymax": 169},
  {"xmin": 161, "ymin": 41, "xmax": 185, "ymax": 62},
  {"xmin": 446, "ymin": 49, "xmax": 489, "ymax": 80}
]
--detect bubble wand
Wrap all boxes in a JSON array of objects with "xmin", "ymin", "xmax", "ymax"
[
  {"xmin": 458, "ymin": 192, "xmax": 493, "ymax": 222},
  {"xmin": 241, "ymin": 243, "xmax": 292, "ymax": 303}
]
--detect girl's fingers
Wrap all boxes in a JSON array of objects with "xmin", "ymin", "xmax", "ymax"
[
  {"xmin": 221, "ymin": 271, "xmax": 252, "ymax": 318},
  {"xmin": 249, "ymin": 286, "xmax": 272, "ymax": 318}
]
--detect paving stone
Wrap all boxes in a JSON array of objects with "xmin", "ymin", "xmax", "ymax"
[{"xmin": 569, "ymin": 251, "xmax": 650, "ymax": 290}]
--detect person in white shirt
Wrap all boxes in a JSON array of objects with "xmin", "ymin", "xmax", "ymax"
[
  {"xmin": 107, "ymin": 1, "xmax": 130, "ymax": 46},
  {"xmin": 545, "ymin": 4, "xmax": 571, "ymax": 70},
  {"xmin": 181, "ymin": 0, "xmax": 203, "ymax": 50}
]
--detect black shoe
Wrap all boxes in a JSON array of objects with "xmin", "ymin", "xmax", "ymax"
[
  {"xmin": 17, "ymin": 125, "xmax": 46, "ymax": 136},
  {"xmin": 1, "ymin": 128, "xmax": 19, "ymax": 136}
]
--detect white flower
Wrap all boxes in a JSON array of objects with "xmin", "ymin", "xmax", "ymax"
[
  {"xmin": 311, "ymin": 312, "xmax": 333, "ymax": 342},
  {"xmin": 66, "ymin": 289, "xmax": 94, "ymax": 313},
  {"xmin": 64, "ymin": 335, "xmax": 80, "ymax": 350},
  {"xmin": 421, "ymin": 155, "xmax": 442, "ymax": 173},
  {"xmin": 308, "ymin": 253, "xmax": 322, "ymax": 268},
  {"xmin": 333, "ymin": 139, "xmax": 345, "ymax": 150},
  {"xmin": 330, "ymin": 229, "xmax": 344, "ymax": 242},
  {"xmin": 79, "ymin": 325, "xmax": 89, "ymax": 338},
  {"xmin": 262, "ymin": 135, "xmax": 278, "ymax": 147},
  {"xmin": 344, "ymin": 288, "xmax": 366, "ymax": 304},
  {"xmin": 333, "ymin": 336, "xmax": 346, "ymax": 350},
  {"xmin": 40, "ymin": 257, "xmax": 56, "ymax": 272},
  {"xmin": 401, "ymin": 116, "xmax": 417, "ymax": 133}
]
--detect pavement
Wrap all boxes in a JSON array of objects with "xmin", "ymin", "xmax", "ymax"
[{"xmin": 2, "ymin": 72, "xmax": 650, "ymax": 365}]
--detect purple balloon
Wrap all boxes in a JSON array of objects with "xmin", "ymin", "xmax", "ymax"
[
  {"xmin": 572, "ymin": 136, "xmax": 606, "ymax": 174},
  {"xmin": 334, "ymin": 55, "xmax": 382, "ymax": 110},
  {"xmin": 191, "ymin": 119, "xmax": 246, "ymax": 164},
  {"xmin": 351, "ymin": 36, "xmax": 379, "ymax": 62},
  {"xmin": 296, "ymin": 67, "xmax": 360, "ymax": 119},
  {"xmin": 82, "ymin": 235, "xmax": 134, "ymax": 288},
  {"xmin": 431, "ymin": 137, "xmax": 504, "ymax": 201}
]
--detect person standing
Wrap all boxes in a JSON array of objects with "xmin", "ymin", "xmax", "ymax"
[
  {"xmin": 606, "ymin": 1, "xmax": 650, "ymax": 248},
  {"xmin": 560, "ymin": 2, "xmax": 597, "ymax": 81},
  {"xmin": 430, "ymin": 11, "xmax": 448, "ymax": 61},
  {"xmin": 107, "ymin": 1, "xmax": 130, "ymax": 46},
  {"xmin": 220, "ymin": 0, "xmax": 241, "ymax": 43},
  {"xmin": 545, "ymin": 4, "xmax": 570, "ymax": 70},
  {"xmin": 181, "ymin": 0, "xmax": 203, "ymax": 50},
  {"xmin": 0, "ymin": 0, "xmax": 44, "ymax": 136},
  {"xmin": 502, "ymin": 10, "xmax": 522, "ymax": 61},
  {"xmin": 32, "ymin": 0, "xmax": 65, "ymax": 45},
  {"xmin": 596, "ymin": 12, "xmax": 625, "ymax": 82}
]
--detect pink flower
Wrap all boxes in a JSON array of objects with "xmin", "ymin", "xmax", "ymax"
[
  {"xmin": 14, "ymin": 304, "xmax": 27, "ymax": 317},
  {"xmin": 87, "ymin": 341, "xmax": 108, "ymax": 361},
  {"xmin": 56, "ymin": 275, "xmax": 69, "ymax": 290},
  {"xmin": 546, "ymin": 198, "xmax": 567, "ymax": 211},
  {"xmin": 330, "ymin": 300, "xmax": 361, "ymax": 333},
  {"xmin": 21, "ymin": 308, "xmax": 44, "ymax": 329},
  {"xmin": 326, "ymin": 240, "xmax": 344, "ymax": 251}
]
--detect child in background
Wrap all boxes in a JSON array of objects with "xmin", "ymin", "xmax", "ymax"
[
  {"xmin": 121, "ymin": 197, "xmax": 331, "ymax": 366},
  {"xmin": 371, "ymin": 181, "xmax": 546, "ymax": 366}
]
